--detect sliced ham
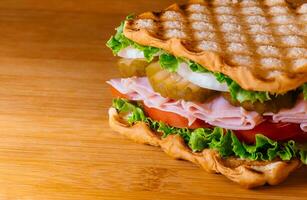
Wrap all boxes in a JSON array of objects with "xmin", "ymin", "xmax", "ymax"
[
  {"xmin": 264, "ymin": 99, "xmax": 307, "ymax": 132},
  {"xmin": 107, "ymin": 77, "xmax": 307, "ymax": 132},
  {"xmin": 107, "ymin": 77, "xmax": 262, "ymax": 130}
]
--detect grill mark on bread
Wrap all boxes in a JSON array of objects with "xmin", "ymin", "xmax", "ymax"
[
  {"xmin": 263, "ymin": 0, "xmax": 305, "ymax": 76},
  {"xmin": 196, "ymin": 1, "xmax": 223, "ymax": 54},
  {"xmin": 229, "ymin": 2, "xmax": 258, "ymax": 68},
  {"xmin": 180, "ymin": 3, "xmax": 200, "ymax": 52},
  {"xmin": 256, "ymin": 0, "xmax": 287, "ymax": 78}
]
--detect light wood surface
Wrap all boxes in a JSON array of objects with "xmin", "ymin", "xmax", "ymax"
[{"xmin": 0, "ymin": 0, "xmax": 306, "ymax": 199}]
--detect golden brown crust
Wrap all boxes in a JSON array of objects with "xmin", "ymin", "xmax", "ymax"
[
  {"xmin": 109, "ymin": 108, "xmax": 160, "ymax": 146},
  {"xmin": 123, "ymin": 0, "xmax": 307, "ymax": 93},
  {"xmin": 109, "ymin": 107, "xmax": 301, "ymax": 188}
]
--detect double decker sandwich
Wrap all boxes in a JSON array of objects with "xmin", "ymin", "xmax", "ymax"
[{"xmin": 106, "ymin": 0, "xmax": 307, "ymax": 188}]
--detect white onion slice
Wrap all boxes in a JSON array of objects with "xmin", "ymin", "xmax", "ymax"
[
  {"xmin": 177, "ymin": 62, "xmax": 228, "ymax": 92},
  {"xmin": 117, "ymin": 46, "xmax": 145, "ymax": 59}
]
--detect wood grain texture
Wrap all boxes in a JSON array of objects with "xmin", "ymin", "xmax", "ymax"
[{"xmin": 0, "ymin": 0, "xmax": 305, "ymax": 199}]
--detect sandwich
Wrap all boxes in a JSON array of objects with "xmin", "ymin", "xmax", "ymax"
[{"xmin": 106, "ymin": 0, "xmax": 307, "ymax": 188}]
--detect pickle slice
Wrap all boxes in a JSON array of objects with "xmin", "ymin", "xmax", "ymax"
[
  {"xmin": 146, "ymin": 62, "xmax": 217, "ymax": 102},
  {"xmin": 222, "ymin": 91, "xmax": 299, "ymax": 114},
  {"xmin": 117, "ymin": 58, "xmax": 149, "ymax": 77}
]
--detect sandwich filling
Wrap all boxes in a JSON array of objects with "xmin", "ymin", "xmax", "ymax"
[
  {"xmin": 106, "ymin": 18, "xmax": 307, "ymax": 165},
  {"xmin": 107, "ymin": 19, "xmax": 307, "ymax": 104},
  {"xmin": 111, "ymin": 97, "xmax": 307, "ymax": 164}
]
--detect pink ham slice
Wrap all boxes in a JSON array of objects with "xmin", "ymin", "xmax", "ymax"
[
  {"xmin": 107, "ymin": 77, "xmax": 307, "ymax": 131},
  {"xmin": 107, "ymin": 77, "xmax": 262, "ymax": 130},
  {"xmin": 264, "ymin": 99, "xmax": 307, "ymax": 132}
]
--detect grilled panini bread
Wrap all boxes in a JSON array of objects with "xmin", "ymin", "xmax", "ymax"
[
  {"xmin": 124, "ymin": 0, "xmax": 307, "ymax": 93},
  {"xmin": 106, "ymin": 0, "xmax": 307, "ymax": 188}
]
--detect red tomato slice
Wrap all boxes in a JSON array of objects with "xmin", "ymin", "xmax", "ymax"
[
  {"xmin": 110, "ymin": 86, "xmax": 209, "ymax": 129},
  {"xmin": 143, "ymin": 105, "xmax": 211, "ymax": 129},
  {"xmin": 144, "ymin": 105, "xmax": 306, "ymax": 143},
  {"xmin": 110, "ymin": 87, "xmax": 127, "ymax": 99},
  {"xmin": 235, "ymin": 121, "xmax": 306, "ymax": 144},
  {"xmin": 110, "ymin": 86, "xmax": 307, "ymax": 143}
]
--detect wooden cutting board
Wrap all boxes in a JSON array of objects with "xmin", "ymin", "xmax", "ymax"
[{"xmin": 0, "ymin": 0, "xmax": 305, "ymax": 199}]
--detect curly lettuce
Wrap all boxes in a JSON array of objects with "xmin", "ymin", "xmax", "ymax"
[
  {"xmin": 112, "ymin": 98, "xmax": 307, "ymax": 164},
  {"xmin": 106, "ymin": 17, "xmax": 159, "ymax": 62},
  {"xmin": 106, "ymin": 20, "xmax": 131, "ymax": 55},
  {"xmin": 159, "ymin": 52, "xmax": 208, "ymax": 73},
  {"xmin": 187, "ymin": 60, "xmax": 209, "ymax": 73},
  {"xmin": 159, "ymin": 53, "xmax": 179, "ymax": 72},
  {"xmin": 215, "ymin": 73, "xmax": 271, "ymax": 103}
]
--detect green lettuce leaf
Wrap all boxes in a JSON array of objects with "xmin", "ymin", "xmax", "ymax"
[
  {"xmin": 214, "ymin": 73, "xmax": 232, "ymax": 85},
  {"xmin": 297, "ymin": 144, "xmax": 307, "ymax": 164},
  {"xmin": 126, "ymin": 14, "xmax": 135, "ymax": 20},
  {"xmin": 230, "ymin": 82, "xmax": 271, "ymax": 103},
  {"xmin": 159, "ymin": 55, "xmax": 209, "ymax": 73},
  {"xmin": 112, "ymin": 98, "xmax": 307, "ymax": 164},
  {"xmin": 215, "ymin": 73, "xmax": 271, "ymax": 103},
  {"xmin": 143, "ymin": 47, "xmax": 160, "ymax": 61},
  {"xmin": 106, "ymin": 21, "xmax": 131, "ymax": 55},
  {"xmin": 188, "ymin": 60, "xmax": 209, "ymax": 73},
  {"xmin": 302, "ymin": 83, "xmax": 307, "ymax": 100},
  {"xmin": 149, "ymin": 118, "xmax": 191, "ymax": 143},
  {"xmin": 159, "ymin": 53, "xmax": 179, "ymax": 72},
  {"xmin": 232, "ymin": 134, "xmax": 296, "ymax": 161},
  {"xmin": 188, "ymin": 128, "xmax": 211, "ymax": 151},
  {"xmin": 211, "ymin": 130, "xmax": 233, "ymax": 157},
  {"xmin": 106, "ymin": 19, "xmax": 159, "ymax": 62},
  {"xmin": 113, "ymin": 98, "xmax": 191, "ymax": 142},
  {"xmin": 299, "ymin": 151, "xmax": 307, "ymax": 164},
  {"xmin": 112, "ymin": 98, "xmax": 146, "ymax": 124}
]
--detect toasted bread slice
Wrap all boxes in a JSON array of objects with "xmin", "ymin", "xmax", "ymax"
[
  {"xmin": 108, "ymin": 107, "xmax": 301, "ymax": 188},
  {"xmin": 123, "ymin": 0, "xmax": 307, "ymax": 93}
]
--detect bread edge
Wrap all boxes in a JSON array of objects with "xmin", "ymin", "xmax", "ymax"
[
  {"xmin": 123, "ymin": 2, "xmax": 307, "ymax": 93},
  {"xmin": 108, "ymin": 107, "xmax": 302, "ymax": 188}
]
